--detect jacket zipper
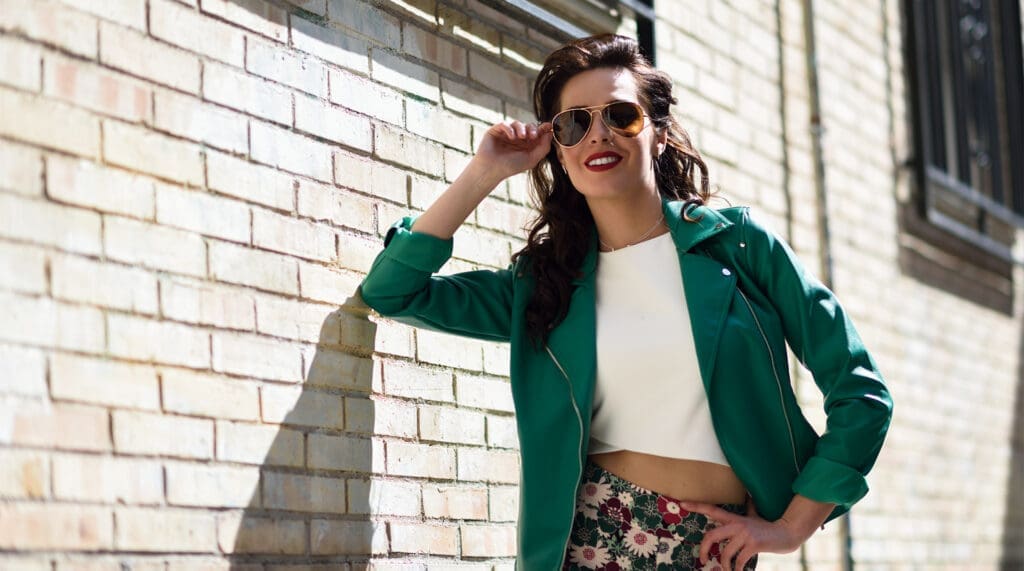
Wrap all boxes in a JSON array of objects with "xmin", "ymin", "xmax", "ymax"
[
  {"xmin": 736, "ymin": 288, "xmax": 801, "ymax": 474},
  {"xmin": 545, "ymin": 344, "xmax": 584, "ymax": 570}
]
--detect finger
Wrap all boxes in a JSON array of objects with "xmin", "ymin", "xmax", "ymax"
[
  {"xmin": 680, "ymin": 501, "xmax": 737, "ymax": 524},
  {"xmin": 699, "ymin": 523, "xmax": 739, "ymax": 564},
  {"xmin": 734, "ymin": 547, "xmax": 758, "ymax": 571},
  {"xmin": 719, "ymin": 537, "xmax": 745, "ymax": 571},
  {"xmin": 512, "ymin": 121, "xmax": 526, "ymax": 138}
]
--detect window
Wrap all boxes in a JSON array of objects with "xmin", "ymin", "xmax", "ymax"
[{"xmin": 905, "ymin": 0, "xmax": 1024, "ymax": 262}]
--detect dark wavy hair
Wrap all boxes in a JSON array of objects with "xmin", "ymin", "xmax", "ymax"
[{"xmin": 511, "ymin": 33, "xmax": 714, "ymax": 347}]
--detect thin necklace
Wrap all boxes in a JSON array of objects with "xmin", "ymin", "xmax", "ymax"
[{"xmin": 599, "ymin": 213, "xmax": 666, "ymax": 252}]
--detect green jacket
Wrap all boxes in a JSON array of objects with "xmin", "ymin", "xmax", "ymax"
[{"xmin": 359, "ymin": 199, "xmax": 893, "ymax": 570}]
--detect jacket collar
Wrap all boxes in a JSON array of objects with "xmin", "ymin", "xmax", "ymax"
[{"xmin": 572, "ymin": 198, "xmax": 734, "ymax": 285}]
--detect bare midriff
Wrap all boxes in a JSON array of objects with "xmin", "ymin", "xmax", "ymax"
[{"xmin": 588, "ymin": 450, "xmax": 748, "ymax": 505}]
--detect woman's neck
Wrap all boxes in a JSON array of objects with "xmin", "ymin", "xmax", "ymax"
[{"xmin": 587, "ymin": 193, "xmax": 668, "ymax": 252}]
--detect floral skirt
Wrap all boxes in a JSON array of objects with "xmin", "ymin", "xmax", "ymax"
[{"xmin": 563, "ymin": 458, "xmax": 757, "ymax": 570}]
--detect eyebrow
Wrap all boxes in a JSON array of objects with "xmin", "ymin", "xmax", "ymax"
[{"xmin": 564, "ymin": 98, "xmax": 628, "ymax": 111}]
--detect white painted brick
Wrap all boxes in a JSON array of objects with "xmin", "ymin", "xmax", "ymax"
[
  {"xmin": 166, "ymin": 462, "xmax": 261, "ymax": 508},
  {"xmin": 386, "ymin": 441, "xmax": 455, "ymax": 479},
  {"xmin": 375, "ymin": 122, "xmax": 444, "ymax": 176},
  {"xmin": 114, "ymin": 506, "xmax": 218, "ymax": 552},
  {"xmin": 297, "ymin": 179, "xmax": 376, "ymax": 233},
  {"xmin": 150, "ymin": 0, "xmax": 246, "ymax": 67},
  {"xmin": 381, "ymin": 360, "xmax": 453, "ymax": 402},
  {"xmin": 201, "ymin": 0, "xmax": 288, "ymax": 42},
  {"xmin": 262, "ymin": 471, "xmax": 346, "ymax": 513},
  {"xmin": 212, "ymin": 331, "xmax": 305, "ymax": 382},
  {"xmin": 0, "ymin": 241, "xmax": 46, "ymax": 294},
  {"xmin": 251, "ymin": 121, "xmax": 334, "ymax": 182},
  {"xmin": 295, "ymin": 94, "xmax": 373, "ymax": 151},
  {"xmin": 50, "ymin": 352, "xmax": 161, "ymax": 409},
  {"xmin": 307, "ymin": 433, "xmax": 375, "ymax": 472},
  {"xmin": 0, "ymin": 344, "xmax": 46, "ymax": 397},
  {"xmin": 292, "ymin": 15, "xmax": 370, "ymax": 73},
  {"xmin": 203, "ymin": 61, "xmax": 292, "ymax": 125},
  {"xmin": 247, "ymin": 37, "xmax": 327, "ymax": 97},
  {"xmin": 57, "ymin": 0, "xmax": 146, "ymax": 30},
  {"xmin": 403, "ymin": 22, "xmax": 467, "ymax": 75},
  {"xmin": 333, "ymin": 151, "xmax": 371, "ymax": 193},
  {"xmin": 457, "ymin": 448, "xmax": 519, "ymax": 484},
  {"xmin": 0, "ymin": 0, "xmax": 98, "ymax": 58},
  {"xmin": 254, "ymin": 294, "xmax": 334, "ymax": 343},
  {"xmin": 112, "ymin": 410, "xmax": 214, "ymax": 459},
  {"xmin": 441, "ymin": 77, "xmax": 503, "ymax": 124},
  {"xmin": 0, "ymin": 292, "xmax": 105, "ymax": 353},
  {"xmin": 207, "ymin": 150, "xmax": 295, "ymax": 211},
  {"xmin": 209, "ymin": 240, "xmax": 299, "ymax": 295},
  {"xmin": 409, "ymin": 173, "xmax": 445, "ymax": 210},
  {"xmin": 107, "ymin": 313, "xmax": 210, "ymax": 368},
  {"xmin": 160, "ymin": 277, "xmax": 256, "ymax": 330},
  {"xmin": 345, "ymin": 396, "xmax": 417, "ymax": 438},
  {"xmin": 443, "ymin": 147, "xmax": 471, "ymax": 183},
  {"xmin": 43, "ymin": 54, "xmax": 152, "ymax": 123},
  {"xmin": 422, "ymin": 485, "xmax": 489, "ymax": 520},
  {"xmin": 452, "ymin": 225, "xmax": 510, "ymax": 268},
  {"xmin": 260, "ymin": 383, "xmax": 344, "ymax": 429},
  {"xmin": 215, "ymin": 419, "xmax": 304, "ymax": 467},
  {"xmin": 217, "ymin": 512, "xmax": 306, "ymax": 555},
  {"xmin": 338, "ymin": 231, "xmax": 383, "ymax": 273},
  {"xmin": 51, "ymin": 253, "xmax": 159, "ymax": 314},
  {"xmin": 416, "ymin": 329, "xmax": 484, "ymax": 371},
  {"xmin": 371, "ymin": 49, "xmax": 440, "ymax": 102},
  {"xmin": 486, "ymin": 414, "xmax": 518, "ymax": 449},
  {"xmin": 46, "ymin": 155, "xmax": 155, "ymax": 219},
  {"xmin": 0, "ymin": 141, "xmax": 42, "ymax": 196},
  {"xmin": 370, "ymin": 318, "xmax": 415, "ymax": 358},
  {"xmin": 5, "ymin": 402, "xmax": 111, "ymax": 452},
  {"xmin": 0, "ymin": 449, "xmax": 48, "ymax": 499},
  {"xmin": 467, "ymin": 51, "xmax": 528, "ymax": 101},
  {"xmin": 253, "ymin": 208, "xmax": 336, "ymax": 262},
  {"xmin": 285, "ymin": 0, "xmax": 326, "ymax": 15},
  {"xmin": 454, "ymin": 373, "xmax": 514, "ymax": 413},
  {"xmin": 327, "ymin": 0, "xmax": 402, "ymax": 47},
  {"xmin": 156, "ymin": 182, "xmax": 250, "ymax": 243},
  {"xmin": 406, "ymin": 98, "xmax": 472, "ymax": 152},
  {"xmin": 461, "ymin": 525, "xmax": 516, "ymax": 557},
  {"xmin": 301, "ymin": 346, "xmax": 376, "ymax": 392},
  {"xmin": 474, "ymin": 196, "xmax": 532, "ymax": 237},
  {"xmin": 0, "ymin": 86, "xmax": 100, "ymax": 158},
  {"xmin": 310, "ymin": 520, "xmax": 388, "ymax": 555},
  {"xmin": 104, "ymin": 214, "xmax": 206, "ymax": 278},
  {"xmin": 153, "ymin": 89, "xmax": 248, "ymax": 154},
  {"xmin": 389, "ymin": 522, "xmax": 458, "ymax": 555},
  {"xmin": 482, "ymin": 342, "xmax": 510, "ymax": 376},
  {"xmin": 52, "ymin": 453, "xmax": 163, "ymax": 504},
  {"xmin": 162, "ymin": 368, "xmax": 261, "ymax": 421},
  {"xmin": 298, "ymin": 261, "xmax": 364, "ymax": 304},
  {"xmin": 0, "ymin": 503, "xmax": 112, "ymax": 551},
  {"xmin": 488, "ymin": 486, "xmax": 518, "ymax": 522},
  {"xmin": 419, "ymin": 405, "xmax": 486, "ymax": 445},
  {"xmin": 348, "ymin": 478, "xmax": 420, "ymax": 516},
  {"xmin": 99, "ymin": 21, "xmax": 200, "ymax": 93},
  {"xmin": 0, "ymin": 36, "xmax": 42, "ymax": 92},
  {"xmin": 376, "ymin": 200, "xmax": 414, "ymax": 236},
  {"xmin": 103, "ymin": 120, "xmax": 204, "ymax": 185},
  {"xmin": 328, "ymin": 68, "xmax": 404, "ymax": 125}
]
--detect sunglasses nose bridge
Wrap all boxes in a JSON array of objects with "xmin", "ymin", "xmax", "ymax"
[{"xmin": 584, "ymin": 107, "xmax": 613, "ymax": 141}]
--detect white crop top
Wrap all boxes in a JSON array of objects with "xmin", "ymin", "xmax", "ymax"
[{"xmin": 588, "ymin": 232, "xmax": 730, "ymax": 467}]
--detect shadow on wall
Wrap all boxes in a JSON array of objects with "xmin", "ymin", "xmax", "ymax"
[
  {"xmin": 226, "ymin": 298, "xmax": 381, "ymax": 567},
  {"xmin": 1002, "ymin": 314, "xmax": 1024, "ymax": 570}
]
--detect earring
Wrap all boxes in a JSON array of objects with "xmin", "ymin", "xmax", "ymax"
[{"xmin": 561, "ymin": 163, "xmax": 567, "ymax": 174}]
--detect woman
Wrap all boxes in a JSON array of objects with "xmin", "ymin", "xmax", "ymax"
[{"xmin": 360, "ymin": 34, "xmax": 892, "ymax": 570}]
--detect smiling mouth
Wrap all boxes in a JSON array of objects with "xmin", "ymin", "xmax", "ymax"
[{"xmin": 585, "ymin": 156, "xmax": 622, "ymax": 171}]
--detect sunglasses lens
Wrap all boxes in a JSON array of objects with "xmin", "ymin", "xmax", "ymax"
[
  {"xmin": 605, "ymin": 102, "xmax": 643, "ymax": 134},
  {"xmin": 553, "ymin": 110, "xmax": 591, "ymax": 147}
]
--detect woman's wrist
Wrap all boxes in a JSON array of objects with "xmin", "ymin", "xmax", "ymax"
[{"xmin": 775, "ymin": 494, "xmax": 835, "ymax": 539}]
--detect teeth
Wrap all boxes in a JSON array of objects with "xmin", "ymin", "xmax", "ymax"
[{"xmin": 587, "ymin": 156, "xmax": 620, "ymax": 166}]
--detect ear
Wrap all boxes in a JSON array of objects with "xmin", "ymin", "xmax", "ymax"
[{"xmin": 656, "ymin": 128, "xmax": 668, "ymax": 155}]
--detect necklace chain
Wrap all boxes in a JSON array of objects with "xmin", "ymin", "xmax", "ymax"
[{"xmin": 599, "ymin": 213, "xmax": 666, "ymax": 252}]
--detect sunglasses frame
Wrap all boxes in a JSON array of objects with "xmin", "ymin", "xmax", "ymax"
[{"xmin": 550, "ymin": 101, "xmax": 650, "ymax": 148}]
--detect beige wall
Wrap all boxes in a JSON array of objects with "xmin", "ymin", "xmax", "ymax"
[{"xmin": 0, "ymin": 0, "xmax": 1020, "ymax": 569}]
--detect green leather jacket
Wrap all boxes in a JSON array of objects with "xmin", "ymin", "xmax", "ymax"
[{"xmin": 359, "ymin": 199, "xmax": 893, "ymax": 570}]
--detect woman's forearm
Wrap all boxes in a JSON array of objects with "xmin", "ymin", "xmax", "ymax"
[
  {"xmin": 777, "ymin": 494, "xmax": 835, "ymax": 539},
  {"xmin": 410, "ymin": 157, "xmax": 506, "ymax": 239}
]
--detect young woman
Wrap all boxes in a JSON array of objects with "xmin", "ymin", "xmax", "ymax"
[{"xmin": 360, "ymin": 34, "xmax": 892, "ymax": 571}]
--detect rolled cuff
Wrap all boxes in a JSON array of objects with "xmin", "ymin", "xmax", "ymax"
[
  {"xmin": 381, "ymin": 216, "xmax": 453, "ymax": 273},
  {"xmin": 791, "ymin": 455, "xmax": 869, "ymax": 510}
]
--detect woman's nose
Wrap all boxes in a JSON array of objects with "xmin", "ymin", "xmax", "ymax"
[{"xmin": 588, "ymin": 110, "xmax": 612, "ymax": 142}]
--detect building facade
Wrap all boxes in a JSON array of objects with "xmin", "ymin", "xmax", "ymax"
[{"xmin": 0, "ymin": 0, "xmax": 1021, "ymax": 569}]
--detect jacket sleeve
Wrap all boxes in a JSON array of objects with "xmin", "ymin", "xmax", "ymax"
[
  {"xmin": 740, "ymin": 207, "xmax": 893, "ymax": 511},
  {"xmin": 358, "ymin": 216, "xmax": 514, "ymax": 343}
]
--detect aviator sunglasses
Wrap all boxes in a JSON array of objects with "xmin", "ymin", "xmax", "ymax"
[{"xmin": 550, "ymin": 101, "xmax": 649, "ymax": 148}]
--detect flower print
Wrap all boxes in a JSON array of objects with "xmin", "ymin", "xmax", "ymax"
[
  {"xmin": 623, "ymin": 523, "xmax": 659, "ymax": 557},
  {"xmin": 654, "ymin": 535, "xmax": 682, "ymax": 565},
  {"xmin": 656, "ymin": 496, "xmax": 688, "ymax": 525},
  {"xmin": 569, "ymin": 542, "xmax": 612, "ymax": 569},
  {"xmin": 618, "ymin": 491, "xmax": 634, "ymax": 505},
  {"xmin": 598, "ymin": 497, "xmax": 633, "ymax": 531},
  {"xmin": 580, "ymin": 480, "xmax": 613, "ymax": 507}
]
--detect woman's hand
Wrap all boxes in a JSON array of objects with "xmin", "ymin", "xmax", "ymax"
[
  {"xmin": 474, "ymin": 119, "xmax": 553, "ymax": 180},
  {"xmin": 679, "ymin": 498, "xmax": 815, "ymax": 571}
]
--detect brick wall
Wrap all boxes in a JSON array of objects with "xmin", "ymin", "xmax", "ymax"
[{"xmin": 0, "ymin": 0, "xmax": 1021, "ymax": 569}]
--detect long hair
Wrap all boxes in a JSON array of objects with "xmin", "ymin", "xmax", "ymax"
[{"xmin": 512, "ymin": 33, "xmax": 713, "ymax": 347}]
